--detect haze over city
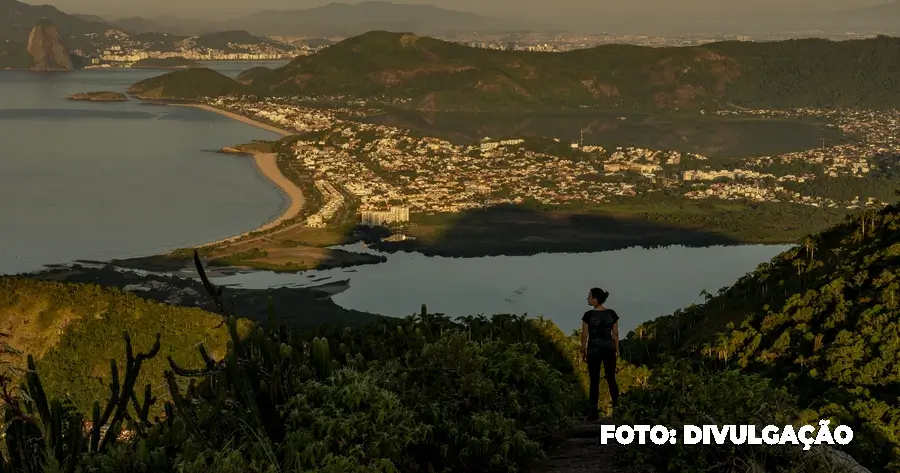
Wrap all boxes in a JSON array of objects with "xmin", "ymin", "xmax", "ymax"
[{"xmin": 19, "ymin": 0, "xmax": 899, "ymax": 34}]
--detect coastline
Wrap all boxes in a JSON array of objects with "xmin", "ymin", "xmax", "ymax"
[
  {"xmin": 171, "ymin": 103, "xmax": 293, "ymax": 137},
  {"xmin": 195, "ymin": 152, "xmax": 305, "ymax": 248},
  {"xmin": 173, "ymin": 103, "xmax": 304, "ymax": 248}
]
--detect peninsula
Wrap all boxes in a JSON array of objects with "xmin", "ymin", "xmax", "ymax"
[
  {"xmin": 67, "ymin": 91, "xmax": 128, "ymax": 101},
  {"xmin": 108, "ymin": 102, "xmax": 386, "ymax": 273}
]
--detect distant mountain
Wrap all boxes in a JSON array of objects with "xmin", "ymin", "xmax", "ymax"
[
  {"xmin": 0, "ymin": 0, "xmax": 113, "ymax": 49},
  {"xmin": 111, "ymin": 15, "xmax": 220, "ymax": 36},
  {"xmin": 191, "ymin": 29, "xmax": 286, "ymax": 50},
  {"xmin": 27, "ymin": 18, "xmax": 74, "ymax": 70},
  {"xmin": 72, "ymin": 13, "xmax": 107, "ymax": 23},
  {"xmin": 218, "ymin": 1, "xmax": 524, "ymax": 37},
  {"xmin": 135, "ymin": 31, "xmax": 900, "ymax": 112}
]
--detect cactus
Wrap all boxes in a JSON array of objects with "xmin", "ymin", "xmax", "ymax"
[
  {"xmin": 310, "ymin": 337, "xmax": 333, "ymax": 379},
  {"xmin": 0, "ymin": 331, "xmax": 160, "ymax": 473},
  {"xmin": 92, "ymin": 331, "xmax": 161, "ymax": 452}
]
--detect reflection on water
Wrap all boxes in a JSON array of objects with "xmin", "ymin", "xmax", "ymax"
[
  {"xmin": 0, "ymin": 108, "xmax": 155, "ymax": 120},
  {"xmin": 210, "ymin": 243, "xmax": 792, "ymax": 335},
  {"xmin": 359, "ymin": 109, "xmax": 848, "ymax": 158},
  {"xmin": 0, "ymin": 62, "xmax": 289, "ymax": 275}
]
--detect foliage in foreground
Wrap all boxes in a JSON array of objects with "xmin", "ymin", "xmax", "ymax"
[
  {"xmin": 0, "ymin": 303, "xmax": 580, "ymax": 472},
  {"xmin": 0, "ymin": 277, "xmax": 244, "ymax": 416},
  {"xmin": 617, "ymin": 361, "xmax": 850, "ymax": 473},
  {"xmin": 5, "ymin": 212, "xmax": 893, "ymax": 473},
  {"xmin": 623, "ymin": 201, "xmax": 900, "ymax": 471}
]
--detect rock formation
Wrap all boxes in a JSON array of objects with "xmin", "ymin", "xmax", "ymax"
[{"xmin": 26, "ymin": 18, "xmax": 74, "ymax": 71}]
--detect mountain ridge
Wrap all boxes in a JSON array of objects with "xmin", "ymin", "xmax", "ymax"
[
  {"xmin": 622, "ymin": 199, "xmax": 900, "ymax": 470},
  {"xmin": 133, "ymin": 31, "xmax": 900, "ymax": 112},
  {"xmin": 211, "ymin": 1, "xmax": 530, "ymax": 37}
]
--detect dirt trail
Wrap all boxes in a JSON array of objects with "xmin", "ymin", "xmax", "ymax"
[{"xmin": 531, "ymin": 419, "xmax": 652, "ymax": 473}]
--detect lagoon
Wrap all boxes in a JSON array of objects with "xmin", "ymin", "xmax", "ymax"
[{"xmin": 209, "ymin": 242, "xmax": 792, "ymax": 335}]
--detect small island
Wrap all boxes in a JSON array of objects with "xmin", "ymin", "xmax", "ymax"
[
  {"xmin": 130, "ymin": 57, "xmax": 203, "ymax": 69},
  {"xmin": 66, "ymin": 91, "xmax": 128, "ymax": 101}
]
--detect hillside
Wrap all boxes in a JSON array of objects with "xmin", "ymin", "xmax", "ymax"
[
  {"xmin": 236, "ymin": 65, "xmax": 273, "ymax": 84},
  {"xmin": 191, "ymin": 29, "xmax": 289, "ymax": 51},
  {"xmin": 0, "ymin": 39, "xmax": 33, "ymax": 69},
  {"xmin": 0, "ymin": 0, "xmax": 112, "ymax": 50},
  {"xmin": 622, "ymin": 200, "xmax": 900, "ymax": 471},
  {"xmin": 0, "ymin": 277, "xmax": 246, "ymax": 414},
  {"xmin": 138, "ymin": 31, "xmax": 900, "ymax": 111},
  {"xmin": 128, "ymin": 67, "xmax": 244, "ymax": 99}
]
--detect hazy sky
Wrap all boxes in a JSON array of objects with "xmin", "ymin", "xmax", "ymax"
[{"xmin": 37, "ymin": 0, "xmax": 887, "ymax": 22}]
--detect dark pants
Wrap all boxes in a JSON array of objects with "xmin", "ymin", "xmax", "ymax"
[{"xmin": 587, "ymin": 348, "xmax": 619, "ymax": 414}]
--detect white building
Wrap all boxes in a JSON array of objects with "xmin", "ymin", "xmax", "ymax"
[{"xmin": 359, "ymin": 207, "xmax": 410, "ymax": 227}]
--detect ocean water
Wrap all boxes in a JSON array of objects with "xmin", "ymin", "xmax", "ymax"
[{"xmin": 0, "ymin": 61, "xmax": 288, "ymax": 274}]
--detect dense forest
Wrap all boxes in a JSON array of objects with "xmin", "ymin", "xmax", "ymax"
[
  {"xmin": 128, "ymin": 67, "xmax": 244, "ymax": 99},
  {"xmin": 132, "ymin": 31, "xmax": 900, "ymax": 111},
  {"xmin": 3, "ymin": 195, "xmax": 897, "ymax": 472},
  {"xmin": 623, "ymin": 199, "xmax": 900, "ymax": 471}
]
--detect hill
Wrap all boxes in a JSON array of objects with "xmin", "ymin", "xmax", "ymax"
[
  {"xmin": 236, "ymin": 65, "xmax": 273, "ymax": 84},
  {"xmin": 141, "ymin": 31, "xmax": 900, "ymax": 111},
  {"xmin": 1, "ymin": 283, "xmax": 850, "ymax": 472},
  {"xmin": 0, "ymin": 0, "xmax": 112, "ymax": 50},
  {"xmin": 26, "ymin": 18, "xmax": 74, "ymax": 70},
  {"xmin": 110, "ymin": 15, "xmax": 209, "ymax": 35},
  {"xmin": 128, "ymin": 67, "xmax": 244, "ymax": 99},
  {"xmin": 190, "ymin": 29, "xmax": 293, "ymax": 52},
  {"xmin": 0, "ymin": 277, "xmax": 246, "ymax": 414},
  {"xmin": 219, "ymin": 1, "xmax": 519, "ymax": 37},
  {"xmin": 0, "ymin": 39, "xmax": 33, "ymax": 69},
  {"xmin": 622, "ymin": 200, "xmax": 900, "ymax": 471}
]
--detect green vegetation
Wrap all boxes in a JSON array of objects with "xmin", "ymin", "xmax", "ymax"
[
  {"xmin": 235, "ymin": 65, "xmax": 273, "ymax": 84},
  {"xmin": 130, "ymin": 57, "xmax": 203, "ymax": 69},
  {"xmin": 622, "ymin": 200, "xmax": 900, "ymax": 471},
  {"xmin": 6, "ymin": 201, "xmax": 900, "ymax": 471},
  {"xmin": 0, "ymin": 277, "xmax": 248, "ymax": 415},
  {"xmin": 1, "ymin": 289, "xmax": 847, "ymax": 473},
  {"xmin": 222, "ymin": 139, "xmax": 279, "ymax": 154},
  {"xmin": 0, "ymin": 40, "xmax": 33, "ymax": 69},
  {"xmin": 133, "ymin": 31, "xmax": 900, "ymax": 111},
  {"xmin": 127, "ymin": 67, "xmax": 243, "ymax": 100},
  {"xmin": 67, "ymin": 91, "xmax": 128, "ymax": 101},
  {"xmin": 0, "ymin": 1, "xmax": 112, "ymax": 50}
]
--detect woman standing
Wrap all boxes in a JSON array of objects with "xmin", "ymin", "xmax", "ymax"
[{"xmin": 580, "ymin": 287, "xmax": 620, "ymax": 420}]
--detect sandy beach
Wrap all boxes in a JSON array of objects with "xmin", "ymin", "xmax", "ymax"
[
  {"xmin": 172, "ymin": 103, "xmax": 293, "ymax": 136},
  {"xmin": 174, "ymin": 104, "xmax": 305, "ymax": 247}
]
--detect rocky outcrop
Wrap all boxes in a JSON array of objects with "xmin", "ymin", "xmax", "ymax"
[{"xmin": 26, "ymin": 19, "xmax": 74, "ymax": 71}]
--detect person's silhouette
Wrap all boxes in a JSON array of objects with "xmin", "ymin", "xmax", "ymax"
[{"xmin": 580, "ymin": 287, "xmax": 620, "ymax": 421}]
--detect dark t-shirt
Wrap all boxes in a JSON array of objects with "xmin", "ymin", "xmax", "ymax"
[{"xmin": 582, "ymin": 309, "xmax": 619, "ymax": 354}]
